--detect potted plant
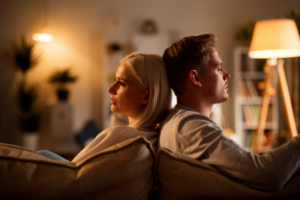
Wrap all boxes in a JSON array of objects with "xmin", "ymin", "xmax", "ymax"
[
  {"xmin": 5, "ymin": 37, "xmax": 40, "ymax": 150},
  {"xmin": 235, "ymin": 21, "xmax": 256, "ymax": 46},
  {"xmin": 48, "ymin": 68, "xmax": 78, "ymax": 101}
]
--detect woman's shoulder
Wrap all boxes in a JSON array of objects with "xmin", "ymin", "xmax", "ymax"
[
  {"xmin": 106, "ymin": 125, "xmax": 135, "ymax": 131},
  {"xmin": 102, "ymin": 125, "xmax": 158, "ymax": 136},
  {"xmin": 101, "ymin": 125, "xmax": 159, "ymax": 147},
  {"xmin": 101, "ymin": 125, "xmax": 138, "ymax": 135}
]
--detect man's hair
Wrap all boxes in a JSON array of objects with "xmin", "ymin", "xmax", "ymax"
[
  {"xmin": 119, "ymin": 52, "xmax": 172, "ymax": 130},
  {"xmin": 162, "ymin": 33, "xmax": 217, "ymax": 95}
]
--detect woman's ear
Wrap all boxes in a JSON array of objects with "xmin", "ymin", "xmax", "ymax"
[
  {"xmin": 189, "ymin": 70, "xmax": 202, "ymax": 87},
  {"xmin": 142, "ymin": 89, "xmax": 150, "ymax": 104}
]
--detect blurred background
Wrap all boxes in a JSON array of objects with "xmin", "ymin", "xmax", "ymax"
[{"xmin": 0, "ymin": 0, "xmax": 299, "ymax": 158}]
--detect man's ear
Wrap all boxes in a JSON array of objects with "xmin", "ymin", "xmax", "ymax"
[
  {"xmin": 189, "ymin": 70, "xmax": 202, "ymax": 87},
  {"xmin": 142, "ymin": 89, "xmax": 150, "ymax": 104}
]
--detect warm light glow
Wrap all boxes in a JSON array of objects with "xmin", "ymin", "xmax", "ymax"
[
  {"xmin": 32, "ymin": 26, "xmax": 54, "ymax": 42},
  {"xmin": 258, "ymin": 82, "xmax": 265, "ymax": 90},
  {"xmin": 249, "ymin": 19, "xmax": 300, "ymax": 58},
  {"xmin": 268, "ymin": 87, "xmax": 276, "ymax": 96},
  {"xmin": 33, "ymin": 33, "xmax": 54, "ymax": 42}
]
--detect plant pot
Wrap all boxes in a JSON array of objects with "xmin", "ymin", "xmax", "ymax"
[
  {"xmin": 56, "ymin": 89, "xmax": 69, "ymax": 101},
  {"xmin": 22, "ymin": 132, "xmax": 39, "ymax": 151}
]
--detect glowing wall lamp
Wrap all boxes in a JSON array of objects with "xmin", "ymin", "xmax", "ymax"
[
  {"xmin": 32, "ymin": 0, "xmax": 54, "ymax": 42},
  {"xmin": 249, "ymin": 19, "xmax": 300, "ymax": 153},
  {"xmin": 32, "ymin": 26, "xmax": 54, "ymax": 42}
]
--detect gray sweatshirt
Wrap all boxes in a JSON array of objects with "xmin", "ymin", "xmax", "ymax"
[{"xmin": 159, "ymin": 104, "xmax": 300, "ymax": 191}]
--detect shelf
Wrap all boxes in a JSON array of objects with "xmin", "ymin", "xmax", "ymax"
[
  {"xmin": 234, "ymin": 47, "xmax": 278, "ymax": 150},
  {"xmin": 240, "ymin": 72, "xmax": 265, "ymax": 79},
  {"xmin": 238, "ymin": 97, "xmax": 276, "ymax": 105},
  {"xmin": 242, "ymin": 122, "xmax": 276, "ymax": 130}
]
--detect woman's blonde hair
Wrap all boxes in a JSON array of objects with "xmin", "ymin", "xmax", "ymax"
[{"xmin": 119, "ymin": 52, "xmax": 172, "ymax": 130}]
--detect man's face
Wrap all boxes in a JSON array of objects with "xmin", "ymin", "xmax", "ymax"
[{"xmin": 199, "ymin": 47, "xmax": 231, "ymax": 104}]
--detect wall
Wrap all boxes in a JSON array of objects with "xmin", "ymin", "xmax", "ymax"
[{"xmin": 0, "ymin": 0, "xmax": 299, "ymax": 146}]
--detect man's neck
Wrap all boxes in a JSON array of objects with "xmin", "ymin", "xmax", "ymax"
[{"xmin": 177, "ymin": 95, "xmax": 213, "ymax": 117}]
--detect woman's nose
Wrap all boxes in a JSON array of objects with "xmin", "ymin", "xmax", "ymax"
[{"xmin": 108, "ymin": 82, "xmax": 117, "ymax": 94}]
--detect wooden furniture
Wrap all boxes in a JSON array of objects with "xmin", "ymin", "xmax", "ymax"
[
  {"xmin": 48, "ymin": 103, "xmax": 79, "ymax": 158},
  {"xmin": 233, "ymin": 47, "xmax": 279, "ymax": 152}
]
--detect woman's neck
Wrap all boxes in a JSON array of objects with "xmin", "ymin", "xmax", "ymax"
[
  {"xmin": 128, "ymin": 116, "xmax": 135, "ymax": 124},
  {"xmin": 128, "ymin": 116, "xmax": 158, "ymax": 132}
]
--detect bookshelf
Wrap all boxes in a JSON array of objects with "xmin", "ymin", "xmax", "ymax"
[{"xmin": 233, "ymin": 47, "xmax": 278, "ymax": 153}]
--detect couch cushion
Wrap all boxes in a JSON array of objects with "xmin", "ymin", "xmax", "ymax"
[
  {"xmin": 0, "ymin": 136, "xmax": 155, "ymax": 200},
  {"xmin": 155, "ymin": 148, "xmax": 300, "ymax": 200}
]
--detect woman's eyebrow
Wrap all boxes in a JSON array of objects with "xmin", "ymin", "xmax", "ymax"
[{"xmin": 115, "ymin": 76, "xmax": 128, "ymax": 82}]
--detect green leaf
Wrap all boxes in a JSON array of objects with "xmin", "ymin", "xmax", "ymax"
[
  {"xmin": 16, "ymin": 81, "xmax": 38, "ymax": 112},
  {"xmin": 5, "ymin": 36, "xmax": 39, "ymax": 74},
  {"xmin": 48, "ymin": 68, "xmax": 78, "ymax": 88}
]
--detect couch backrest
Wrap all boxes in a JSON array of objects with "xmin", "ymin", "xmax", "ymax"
[
  {"xmin": 155, "ymin": 147, "xmax": 300, "ymax": 200},
  {"xmin": 0, "ymin": 136, "xmax": 155, "ymax": 200}
]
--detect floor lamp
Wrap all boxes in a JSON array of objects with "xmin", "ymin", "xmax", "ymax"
[{"xmin": 248, "ymin": 19, "xmax": 300, "ymax": 154}]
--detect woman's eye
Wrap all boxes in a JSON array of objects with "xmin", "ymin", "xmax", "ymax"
[{"xmin": 118, "ymin": 81, "xmax": 125, "ymax": 86}]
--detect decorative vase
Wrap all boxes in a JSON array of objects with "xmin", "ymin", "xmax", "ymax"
[
  {"xmin": 56, "ymin": 89, "xmax": 69, "ymax": 101},
  {"xmin": 22, "ymin": 132, "xmax": 39, "ymax": 151}
]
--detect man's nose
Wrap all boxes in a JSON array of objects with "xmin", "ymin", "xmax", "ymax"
[{"xmin": 223, "ymin": 70, "xmax": 231, "ymax": 80}]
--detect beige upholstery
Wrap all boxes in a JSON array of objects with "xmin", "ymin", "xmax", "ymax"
[
  {"xmin": 155, "ymin": 148, "xmax": 300, "ymax": 200},
  {"xmin": 0, "ymin": 136, "xmax": 155, "ymax": 200}
]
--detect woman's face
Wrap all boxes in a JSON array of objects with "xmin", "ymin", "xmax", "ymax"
[{"xmin": 108, "ymin": 63, "xmax": 148, "ymax": 120}]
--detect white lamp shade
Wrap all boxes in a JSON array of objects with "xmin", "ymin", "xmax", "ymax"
[
  {"xmin": 249, "ymin": 19, "xmax": 300, "ymax": 58},
  {"xmin": 32, "ymin": 26, "xmax": 54, "ymax": 42}
]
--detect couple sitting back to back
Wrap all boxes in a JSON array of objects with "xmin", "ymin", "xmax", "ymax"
[{"xmin": 41, "ymin": 34, "xmax": 300, "ymax": 191}]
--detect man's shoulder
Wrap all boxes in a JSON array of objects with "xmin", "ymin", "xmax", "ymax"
[
  {"xmin": 159, "ymin": 105, "xmax": 224, "ymax": 155},
  {"xmin": 160, "ymin": 105, "xmax": 223, "ymax": 141},
  {"xmin": 162, "ymin": 106, "xmax": 216, "ymax": 128}
]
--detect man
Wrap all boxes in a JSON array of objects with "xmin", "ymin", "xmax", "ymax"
[{"xmin": 159, "ymin": 34, "xmax": 300, "ymax": 191}]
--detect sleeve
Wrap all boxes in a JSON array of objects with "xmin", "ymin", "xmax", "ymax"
[
  {"xmin": 72, "ymin": 126, "xmax": 158, "ymax": 163},
  {"xmin": 177, "ymin": 114, "xmax": 300, "ymax": 191},
  {"xmin": 72, "ymin": 126, "xmax": 132, "ymax": 162}
]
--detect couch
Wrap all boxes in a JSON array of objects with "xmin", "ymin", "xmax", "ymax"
[
  {"xmin": 155, "ymin": 148, "xmax": 300, "ymax": 200},
  {"xmin": 0, "ymin": 136, "xmax": 299, "ymax": 200},
  {"xmin": 0, "ymin": 136, "xmax": 155, "ymax": 200}
]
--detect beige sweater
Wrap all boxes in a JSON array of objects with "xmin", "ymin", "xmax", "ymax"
[
  {"xmin": 159, "ymin": 104, "xmax": 300, "ymax": 192},
  {"xmin": 72, "ymin": 125, "xmax": 158, "ymax": 163}
]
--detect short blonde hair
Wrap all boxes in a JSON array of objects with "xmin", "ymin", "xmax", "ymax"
[{"xmin": 119, "ymin": 52, "xmax": 172, "ymax": 130}]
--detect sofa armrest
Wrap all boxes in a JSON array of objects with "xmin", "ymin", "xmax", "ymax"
[
  {"xmin": 0, "ymin": 136, "xmax": 155, "ymax": 200},
  {"xmin": 155, "ymin": 148, "xmax": 300, "ymax": 200}
]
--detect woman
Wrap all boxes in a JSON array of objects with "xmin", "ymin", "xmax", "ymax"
[{"xmin": 38, "ymin": 52, "xmax": 172, "ymax": 162}]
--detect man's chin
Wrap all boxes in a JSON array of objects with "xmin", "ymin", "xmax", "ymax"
[{"xmin": 221, "ymin": 95, "xmax": 229, "ymax": 103}]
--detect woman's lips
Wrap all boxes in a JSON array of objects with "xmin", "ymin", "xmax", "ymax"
[{"xmin": 110, "ymin": 98, "xmax": 116, "ymax": 104}]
